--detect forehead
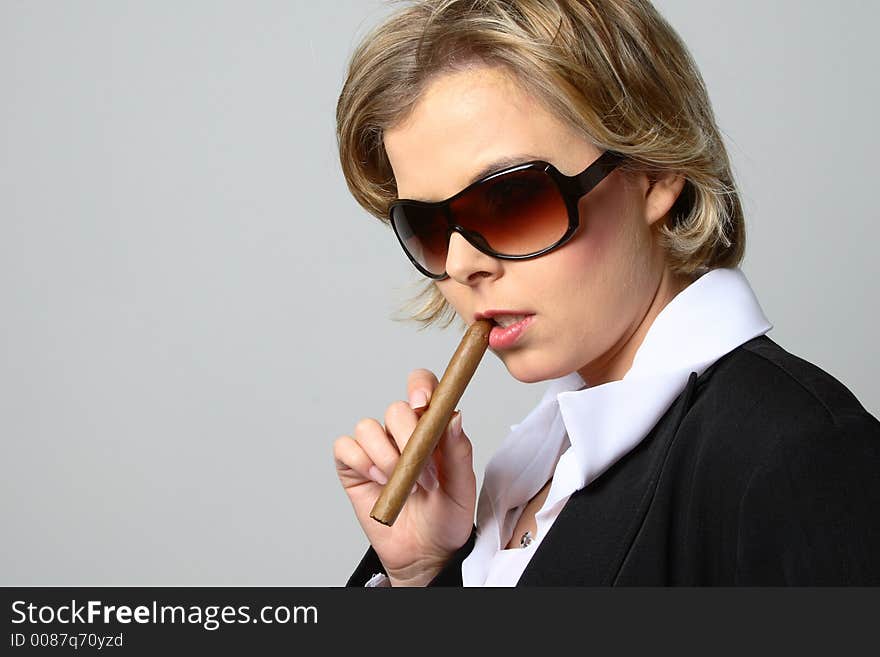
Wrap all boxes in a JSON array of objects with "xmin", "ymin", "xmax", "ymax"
[{"xmin": 383, "ymin": 66, "xmax": 587, "ymax": 202}]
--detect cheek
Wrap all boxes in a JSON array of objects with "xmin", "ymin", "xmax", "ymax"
[
  {"xmin": 549, "ymin": 199, "xmax": 629, "ymax": 291},
  {"xmin": 576, "ymin": 185, "xmax": 654, "ymax": 284},
  {"xmin": 544, "ymin": 202, "xmax": 651, "ymax": 329},
  {"xmin": 576, "ymin": 186, "xmax": 634, "ymax": 257}
]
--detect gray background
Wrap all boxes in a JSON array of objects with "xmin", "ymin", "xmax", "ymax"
[{"xmin": 1, "ymin": 1, "xmax": 877, "ymax": 585}]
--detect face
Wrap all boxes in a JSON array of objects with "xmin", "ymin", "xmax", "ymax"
[{"xmin": 383, "ymin": 65, "xmax": 688, "ymax": 386}]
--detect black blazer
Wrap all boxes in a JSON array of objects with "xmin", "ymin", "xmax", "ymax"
[{"xmin": 348, "ymin": 335, "xmax": 880, "ymax": 586}]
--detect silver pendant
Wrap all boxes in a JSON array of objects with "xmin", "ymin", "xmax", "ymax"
[{"xmin": 519, "ymin": 530, "xmax": 534, "ymax": 548}]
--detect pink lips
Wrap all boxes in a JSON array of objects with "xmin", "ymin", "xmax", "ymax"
[{"xmin": 487, "ymin": 315, "xmax": 536, "ymax": 350}]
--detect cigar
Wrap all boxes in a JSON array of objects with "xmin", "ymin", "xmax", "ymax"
[{"xmin": 370, "ymin": 319, "xmax": 493, "ymax": 526}]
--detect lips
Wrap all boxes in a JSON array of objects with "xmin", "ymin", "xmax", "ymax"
[
  {"xmin": 474, "ymin": 309, "xmax": 536, "ymax": 326},
  {"xmin": 474, "ymin": 310, "xmax": 537, "ymax": 349},
  {"xmin": 492, "ymin": 314, "xmax": 531, "ymax": 328},
  {"xmin": 487, "ymin": 314, "xmax": 536, "ymax": 350}
]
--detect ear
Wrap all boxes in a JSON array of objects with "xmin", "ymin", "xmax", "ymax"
[{"xmin": 643, "ymin": 170, "xmax": 687, "ymax": 228}]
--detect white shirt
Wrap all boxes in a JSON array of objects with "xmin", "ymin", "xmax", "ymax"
[
  {"xmin": 367, "ymin": 267, "xmax": 772, "ymax": 587},
  {"xmin": 461, "ymin": 267, "xmax": 772, "ymax": 586}
]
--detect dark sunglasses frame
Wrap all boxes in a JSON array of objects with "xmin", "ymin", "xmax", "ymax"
[{"xmin": 389, "ymin": 150, "xmax": 626, "ymax": 280}]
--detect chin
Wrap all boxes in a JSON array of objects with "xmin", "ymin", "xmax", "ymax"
[{"xmin": 497, "ymin": 351, "xmax": 571, "ymax": 384}]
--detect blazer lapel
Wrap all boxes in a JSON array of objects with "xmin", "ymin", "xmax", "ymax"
[{"xmin": 517, "ymin": 371, "xmax": 698, "ymax": 586}]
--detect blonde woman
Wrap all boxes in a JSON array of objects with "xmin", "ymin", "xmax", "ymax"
[{"xmin": 332, "ymin": 0, "xmax": 880, "ymax": 586}]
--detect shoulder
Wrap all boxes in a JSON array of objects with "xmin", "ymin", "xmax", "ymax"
[
  {"xmin": 671, "ymin": 334, "xmax": 880, "ymax": 490},
  {"xmin": 687, "ymin": 334, "xmax": 878, "ymax": 441},
  {"xmin": 667, "ymin": 337, "xmax": 880, "ymax": 583},
  {"xmin": 697, "ymin": 334, "xmax": 872, "ymax": 423}
]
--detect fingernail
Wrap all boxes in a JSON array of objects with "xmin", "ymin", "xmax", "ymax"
[
  {"xmin": 368, "ymin": 465, "xmax": 388, "ymax": 485},
  {"xmin": 409, "ymin": 389, "xmax": 428, "ymax": 409},
  {"xmin": 420, "ymin": 462, "xmax": 439, "ymax": 491},
  {"xmin": 449, "ymin": 411, "xmax": 462, "ymax": 439}
]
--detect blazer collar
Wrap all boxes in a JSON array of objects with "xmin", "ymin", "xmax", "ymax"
[
  {"xmin": 517, "ymin": 370, "xmax": 700, "ymax": 586},
  {"xmin": 540, "ymin": 267, "xmax": 772, "ymax": 507}
]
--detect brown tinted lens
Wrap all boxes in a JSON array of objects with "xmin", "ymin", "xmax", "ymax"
[
  {"xmin": 391, "ymin": 203, "xmax": 448, "ymax": 276},
  {"xmin": 450, "ymin": 168, "xmax": 568, "ymax": 255}
]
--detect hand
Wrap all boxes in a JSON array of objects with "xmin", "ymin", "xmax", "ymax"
[{"xmin": 333, "ymin": 368, "xmax": 476, "ymax": 586}]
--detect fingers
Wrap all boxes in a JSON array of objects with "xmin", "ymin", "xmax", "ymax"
[
  {"xmin": 435, "ymin": 410, "xmax": 476, "ymax": 506},
  {"xmin": 384, "ymin": 401, "xmax": 439, "ymax": 491},
  {"xmin": 341, "ymin": 414, "xmax": 432, "ymax": 494},
  {"xmin": 332, "ymin": 434, "xmax": 380, "ymax": 487},
  {"xmin": 334, "ymin": 367, "xmax": 444, "ymax": 497},
  {"xmin": 407, "ymin": 368, "xmax": 439, "ymax": 411},
  {"xmin": 334, "ymin": 410, "xmax": 474, "ymax": 508},
  {"xmin": 352, "ymin": 417, "xmax": 403, "ymax": 484}
]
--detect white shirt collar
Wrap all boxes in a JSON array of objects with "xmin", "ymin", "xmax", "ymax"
[{"xmin": 462, "ymin": 267, "xmax": 772, "ymax": 586}]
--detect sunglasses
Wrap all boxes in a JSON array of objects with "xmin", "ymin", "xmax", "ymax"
[{"xmin": 389, "ymin": 150, "xmax": 625, "ymax": 280}]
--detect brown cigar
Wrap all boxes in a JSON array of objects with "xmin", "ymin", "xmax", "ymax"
[{"xmin": 370, "ymin": 319, "xmax": 493, "ymax": 526}]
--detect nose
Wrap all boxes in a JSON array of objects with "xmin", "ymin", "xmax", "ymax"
[{"xmin": 444, "ymin": 230, "xmax": 502, "ymax": 284}]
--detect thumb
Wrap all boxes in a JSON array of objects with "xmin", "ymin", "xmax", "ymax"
[{"xmin": 437, "ymin": 411, "xmax": 475, "ymax": 502}]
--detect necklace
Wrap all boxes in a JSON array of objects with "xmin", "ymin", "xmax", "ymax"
[{"xmin": 519, "ymin": 530, "xmax": 534, "ymax": 548}]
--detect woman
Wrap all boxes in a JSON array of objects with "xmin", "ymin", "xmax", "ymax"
[{"xmin": 332, "ymin": 0, "xmax": 880, "ymax": 586}]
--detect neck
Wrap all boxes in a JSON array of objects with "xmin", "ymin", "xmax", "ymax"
[{"xmin": 577, "ymin": 266, "xmax": 694, "ymax": 388}]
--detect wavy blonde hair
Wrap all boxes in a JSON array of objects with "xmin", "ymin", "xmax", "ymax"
[{"xmin": 336, "ymin": 0, "xmax": 745, "ymax": 330}]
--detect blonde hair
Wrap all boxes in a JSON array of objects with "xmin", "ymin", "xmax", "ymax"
[{"xmin": 336, "ymin": 0, "xmax": 745, "ymax": 329}]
